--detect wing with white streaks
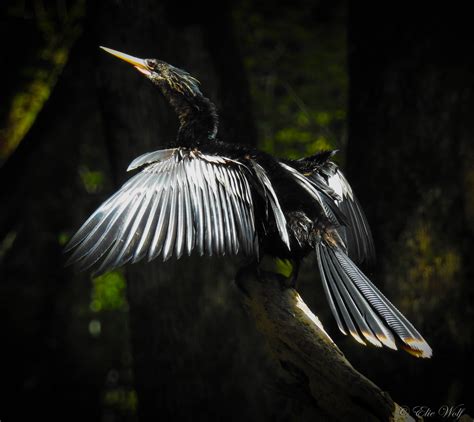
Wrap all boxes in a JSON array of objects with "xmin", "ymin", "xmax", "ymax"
[
  {"xmin": 281, "ymin": 156, "xmax": 375, "ymax": 265},
  {"xmin": 65, "ymin": 148, "xmax": 279, "ymax": 274}
]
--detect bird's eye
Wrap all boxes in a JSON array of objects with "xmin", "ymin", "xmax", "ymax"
[{"xmin": 145, "ymin": 59, "xmax": 157, "ymax": 70}]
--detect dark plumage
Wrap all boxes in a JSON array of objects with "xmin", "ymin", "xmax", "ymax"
[{"xmin": 66, "ymin": 47, "xmax": 432, "ymax": 358}]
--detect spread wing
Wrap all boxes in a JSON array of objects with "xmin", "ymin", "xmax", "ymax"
[
  {"xmin": 288, "ymin": 152, "xmax": 375, "ymax": 266},
  {"xmin": 66, "ymin": 148, "xmax": 290, "ymax": 275},
  {"xmin": 317, "ymin": 162, "xmax": 375, "ymax": 266}
]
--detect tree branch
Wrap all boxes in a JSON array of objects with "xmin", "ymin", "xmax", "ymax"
[{"xmin": 236, "ymin": 266, "xmax": 414, "ymax": 422}]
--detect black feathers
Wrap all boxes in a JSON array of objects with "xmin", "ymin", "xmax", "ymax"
[
  {"xmin": 291, "ymin": 152, "xmax": 376, "ymax": 266},
  {"xmin": 67, "ymin": 47, "xmax": 433, "ymax": 358}
]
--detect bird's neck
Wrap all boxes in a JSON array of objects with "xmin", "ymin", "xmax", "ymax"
[{"xmin": 161, "ymin": 86, "xmax": 218, "ymax": 147}]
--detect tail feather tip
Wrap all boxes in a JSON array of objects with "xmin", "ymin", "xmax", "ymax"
[{"xmin": 403, "ymin": 338, "xmax": 433, "ymax": 359}]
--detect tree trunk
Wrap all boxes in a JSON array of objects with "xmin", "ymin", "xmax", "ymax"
[
  {"xmin": 236, "ymin": 267, "xmax": 415, "ymax": 422},
  {"xmin": 0, "ymin": 31, "xmax": 106, "ymax": 422},
  {"xmin": 347, "ymin": 3, "xmax": 474, "ymax": 412}
]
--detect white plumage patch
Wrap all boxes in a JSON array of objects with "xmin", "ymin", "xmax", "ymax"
[{"xmin": 66, "ymin": 148, "xmax": 281, "ymax": 274}]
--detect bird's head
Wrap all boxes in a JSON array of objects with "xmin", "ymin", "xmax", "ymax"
[{"xmin": 100, "ymin": 46, "xmax": 202, "ymax": 98}]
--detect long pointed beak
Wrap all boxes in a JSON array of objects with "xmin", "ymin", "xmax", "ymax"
[{"xmin": 100, "ymin": 46, "xmax": 151, "ymax": 75}]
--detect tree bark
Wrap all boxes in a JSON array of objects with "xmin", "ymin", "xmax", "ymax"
[{"xmin": 236, "ymin": 267, "xmax": 414, "ymax": 422}]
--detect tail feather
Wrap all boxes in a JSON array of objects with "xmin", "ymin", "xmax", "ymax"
[
  {"xmin": 316, "ymin": 246, "xmax": 347, "ymax": 335},
  {"xmin": 316, "ymin": 242, "xmax": 432, "ymax": 358},
  {"xmin": 322, "ymin": 245, "xmax": 394, "ymax": 348},
  {"xmin": 317, "ymin": 246, "xmax": 366, "ymax": 345}
]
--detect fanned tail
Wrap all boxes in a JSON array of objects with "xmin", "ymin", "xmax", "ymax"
[{"xmin": 316, "ymin": 242, "xmax": 432, "ymax": 358}]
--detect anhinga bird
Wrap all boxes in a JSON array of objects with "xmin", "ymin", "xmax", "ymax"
[{"xmin": 66, "ymin": 46, "xmax": 432, "ymax": 358}]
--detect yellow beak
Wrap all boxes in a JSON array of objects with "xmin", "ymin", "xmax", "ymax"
[{"xmin": 100, "ymin": 46, "xmax": 151, "ymax": 75}]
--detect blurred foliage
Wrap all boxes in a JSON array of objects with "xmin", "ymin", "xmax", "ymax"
[
  {"xmin": 89, "ymin": 318, "xmax": 102, "ymax": 337},
  {"xmin": 405, "ymin": 225, "xmax": 460, "ymax": 290},
  {"xmin": 57, "ymin": 230, "xmax": 70, "ymax": 246},
  {"xmin": 0, "ymin": 0, "xmax": 85, "ymax": 163},
  {"xmin": 91, "ymin": 270, "xmax": 128, "ymax": 313},
  {"xmin": 80, "ymin": 167, "xmax": 105, "ymax": 194},
  {"xmin": 104, "ymin": 388, "xmax": 138, "ymax": 414},
  {"xmin": 234, "ymin": 0, "xmax": 347, "ymax": 160},
  {"xmin": 275, "ymin": 258, "xmax": 293, "ymax": 278},
  {"xmin": 394, "ymin": 219, "xmax": 461, "ymax": 318},
  {"xmin": 382, "ymin": 186, "xmax": 469, "ymax": 355}
]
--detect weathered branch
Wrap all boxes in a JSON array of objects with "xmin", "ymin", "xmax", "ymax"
[{"xmin": 236, "ymin": 266, "xmax": 414, "ymax": 422}]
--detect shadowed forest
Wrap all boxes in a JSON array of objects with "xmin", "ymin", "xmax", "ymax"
[{"xmin": 1, "ymin": 1, "xmax": 473, "ymax": 421}]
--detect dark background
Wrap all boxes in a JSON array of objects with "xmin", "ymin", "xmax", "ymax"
[{"xmin": 0, "ymin": 1, "xmax": 472, "ymax": 421}]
